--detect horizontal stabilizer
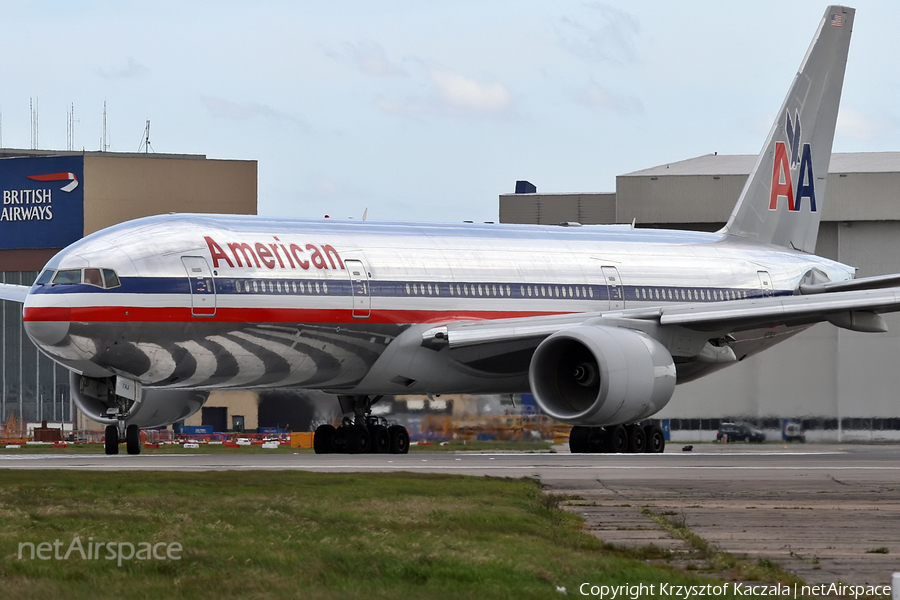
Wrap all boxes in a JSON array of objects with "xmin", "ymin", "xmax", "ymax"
[
  {"xmin": 0, "ymin": 284, "xmax": 29, "ymax": 304},
  {"xmin": 799, "ymin": 273, "xmax": 900, "ymax": 294}
]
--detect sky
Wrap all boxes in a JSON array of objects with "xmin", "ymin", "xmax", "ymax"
[{"xmin": 1, "ymin": 1, "xmax": 898, "ymax": 223}]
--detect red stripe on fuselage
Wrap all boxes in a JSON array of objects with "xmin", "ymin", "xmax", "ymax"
[{"xmin": 23, "ymin": 305, "xmax": 564, "ymax": 324}]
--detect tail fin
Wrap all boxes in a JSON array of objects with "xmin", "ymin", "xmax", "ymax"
[{"xmin": 721, "ymin": 5, "xmax": 854, "ymax": 253}]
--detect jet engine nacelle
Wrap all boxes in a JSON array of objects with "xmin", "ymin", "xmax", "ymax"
[
  {"xmin": 70, "ymin": 372, "xmax": 208, "ymax": 429},
  {"xmin": 528, "ymin": 325, "xmax": 677, "ymax": 426}
]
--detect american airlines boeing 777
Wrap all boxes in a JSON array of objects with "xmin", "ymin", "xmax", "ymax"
[{"xmin": 2, "ymin": 5, "xmax": 891, "ymax": 456}]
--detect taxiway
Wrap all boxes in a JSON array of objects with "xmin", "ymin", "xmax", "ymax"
[{"xmin": 2, "ymin": 443, "xmax": 897, "ymax": 586}]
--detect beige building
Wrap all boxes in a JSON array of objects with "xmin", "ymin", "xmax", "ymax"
[
  {"xmin": 182, "ymin": 391, "xmax": 260, "ymax": 433},
  {"xmin": 0, "ymin": 149, "xmax": 257, "ymax": 427}
]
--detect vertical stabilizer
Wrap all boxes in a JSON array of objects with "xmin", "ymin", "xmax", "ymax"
[{"xmin": 721, "ymin": 6, "xmax": 854, "ymax": 253}]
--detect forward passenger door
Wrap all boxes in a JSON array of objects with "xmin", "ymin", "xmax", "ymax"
[{"xmin": 182, "ymin": 256, "xmax": 217, "ymax": 317}]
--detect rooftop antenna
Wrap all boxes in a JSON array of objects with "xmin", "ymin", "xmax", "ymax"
[
  {"xmin": 30, "ymin": 97, "xmax": 39, "ymax": 150},
  {"xmin": 100, "ymin": 101, "xmax": 109, "ymax": 152},
  {"xmin": 137, "ymin": 119, "xmax": 153, "ymax": 153},
  {"xmin": 66, "ymin": 103, "xmax": 78, "ymax": 151}
]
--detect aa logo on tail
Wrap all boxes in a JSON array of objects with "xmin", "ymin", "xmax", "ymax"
[{"xmin": 769, "ymin": 110, "xmax": 816, "ymax": 212}]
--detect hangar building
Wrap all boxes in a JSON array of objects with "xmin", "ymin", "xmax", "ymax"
[
  {"xmin": 0, "ymin": 149, "xmax": 257, "ymax": 428},
  {"xmin": 501, "ymin": 152, "xmax": 900, "ymax": 440}
]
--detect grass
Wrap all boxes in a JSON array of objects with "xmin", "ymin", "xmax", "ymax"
[
  {"xmin": 1, "ymin": 471, "xmax": 768, "ymax": 600},
  {"xmin": 0, "ymin": 439, "xmax": 553, "ymax": 455}
]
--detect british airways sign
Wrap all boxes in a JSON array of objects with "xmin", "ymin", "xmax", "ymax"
[
  {"xmin": 0, "ymin": 156, "xmax": 84, "ymax": 249},
  {"xmin": 769, "ymin": 110, "xmax": 817, "ymax": 212}
]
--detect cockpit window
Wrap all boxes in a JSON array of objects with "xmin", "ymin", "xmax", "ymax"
[
  {"xmin": 83, "ymin": 268, "xmax": 103, "ymax": 288},
  {"xmin": 52, "ymin": 270, "xmax": 82, "ymax": 285},
  {"xmin": 43, "ymin": 268, "xmax": 122, "ymax": 289},
  {"xmin": 102, "ymin": 269, "xmax": 120, "ymax": 289}
]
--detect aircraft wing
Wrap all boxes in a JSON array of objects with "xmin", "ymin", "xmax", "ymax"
[
  {"xmin": 425, "ymin": 285, "xmax": 900, "ymax": 350},
  {"xmin": 652, "ymin": 287, "xmax": 899, "ymax": 332},
  {"xmin": 0, "ymin": 284, "xmax": 30, "ymax": 303}
]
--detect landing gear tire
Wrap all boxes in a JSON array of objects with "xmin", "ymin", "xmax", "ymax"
[
  {"xmin": 569, "ymin": 425, "xmax": 591, "ymax": 453},
  {"xmin": 332, "ymin": 426, "xmax": 348, "ymax": 453},
  {"xmin": 125, "ymin": 424, "xmax": 142, "ymax": 455},
  {"xmin": 104, "ymin": 425, "xmax": 119, "ymax": 455},
  {"xmin": 314, "ymin": 424, "xmax": 336, "ymax": 454},
  {"xmin": 569, "ymin": 426, "xmax": 623, "ymax": 453},
  {"xmin": 626, "ymin": 424, "xmax": 646, "ymax": 453},
  {"xmin": 644, "ymin": 424, "xmax": 665, "ymax": 453},
  {"xmin": 388, "ymin": 425, "xmax": 410, "ymax": 454},
  {"xmin": 347, "ymin": 424, "xmax": 371, "ymax": 454},
  {"xmin": 368, "ymin": 425, "xmax": 390, "ymax": 454},
  {"xmin": 604, "ymin": 425, "xmax": 628, "ymax": 453}
]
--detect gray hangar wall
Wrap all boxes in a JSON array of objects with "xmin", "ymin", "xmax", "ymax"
[{"xmin": 500, "ymin": 153, "xmax": 900, "ymax": 425}]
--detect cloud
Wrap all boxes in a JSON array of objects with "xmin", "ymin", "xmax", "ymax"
[
  {"xmin": 96, "ymin": 57, "xmax": 149, "ymax": 80},
  {"xmin": 430, "ymin": 69, "xmax": 511, "ymax": 113},
  {"xmin": 200, "ymin": 96, "xmax": 305, "ymax": 127},
  {"xmin": 837, "ymin": 106, "xmax": 891, "ymax": 141},
  {"xmin": 577, "ymin": 83, "xmax": 643, "ymax": 114},
  {"xmin": 378, "ymin": 68, "xmax": 511, "ymax": 117},
  {"xmin": 316, "ymin": 178, "xmax": 338, "ymax": 194},
  {"xmin": 558, "ymin": 3, "xmax": 640, "ymax": 64},
  {"xmin": 340, "ymin": 41, "xmax": 405, "ymax": 77}
]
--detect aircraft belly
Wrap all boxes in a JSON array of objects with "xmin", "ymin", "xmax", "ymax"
[{"xmin": 55, "ymin": 321, "xmax": 402, "ymax": 390}]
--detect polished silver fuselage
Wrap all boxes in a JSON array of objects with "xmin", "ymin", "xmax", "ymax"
[{"xmin": 22, "ymin": 214, "xmax": 855, "ymax": 394}]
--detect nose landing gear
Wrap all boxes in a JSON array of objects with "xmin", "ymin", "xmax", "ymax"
[{"xmin": 103, "ymin": 419, "xmax": 142, "ymax": 456}]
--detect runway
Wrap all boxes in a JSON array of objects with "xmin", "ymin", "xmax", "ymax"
[
  {"xmin": 2, "ymin": 443, "xmax": 898, "ymax": 586},
  {"xmin": 0, "ymin": 444, "xmax": 890, "ymax": 475}
]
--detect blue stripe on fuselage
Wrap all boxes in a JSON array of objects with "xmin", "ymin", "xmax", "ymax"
[{"xmin": 28, "ymin": 276, "xmax": 788, "ymax": 304}]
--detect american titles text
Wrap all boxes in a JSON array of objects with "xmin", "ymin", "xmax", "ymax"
[{"xmin": 204, "ymin": 236, "xmax": 345, "ymax": 271}]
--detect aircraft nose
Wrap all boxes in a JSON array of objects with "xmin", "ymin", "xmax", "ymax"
[{"xmin": 24, "ymin": 313, "xmax": 71, "ymax": 346}]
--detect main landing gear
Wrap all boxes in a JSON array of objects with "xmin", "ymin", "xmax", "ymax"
[
  {"xmin": 568, "ymin": 423, "xmax": 665, "ymax": 454},
  {"xmin": 104, "ymin": 421, "xmax": 142, "ymax": 455},
  {"xmin": 314, "ymin": 395, "xmax": 410, "ymax": 455}
]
